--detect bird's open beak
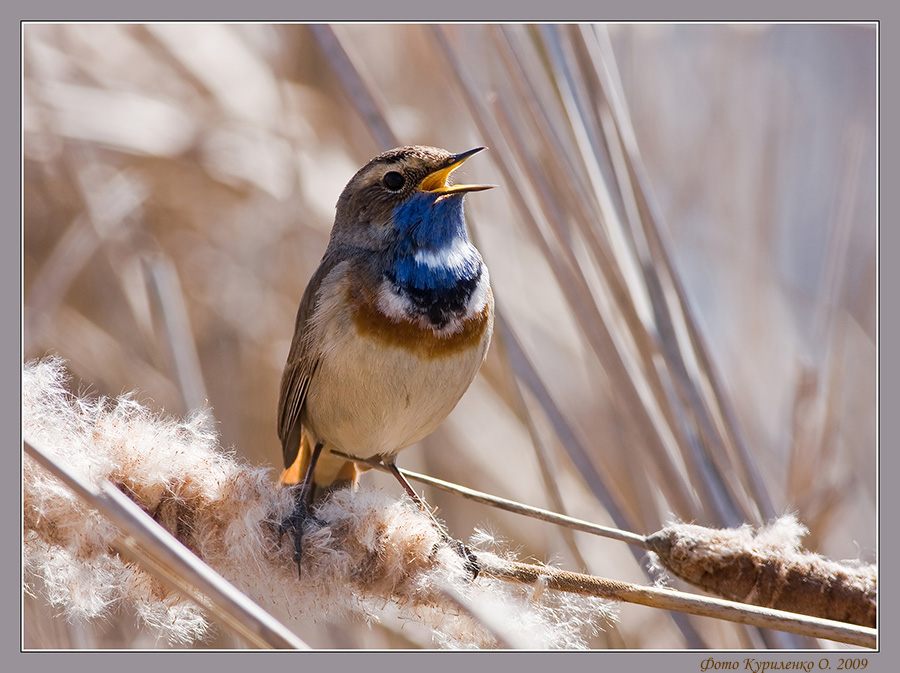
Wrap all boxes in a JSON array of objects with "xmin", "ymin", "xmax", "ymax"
[{"xmin": 419, "ymin": 147, "xmax": 496, "ymax": 194}]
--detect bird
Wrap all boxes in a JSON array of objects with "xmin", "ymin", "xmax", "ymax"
[{"xmin": 277, "ymin": 145, "xmax": 495, "ymax": 577}]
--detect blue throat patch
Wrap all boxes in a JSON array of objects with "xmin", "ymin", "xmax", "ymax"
[
  {"xmin": 389, "ymin": 191, "xmax": 481, "ymax": 291},
  {"xmin": 386, "ymin": 191, "xmax": 483, "ymax": 327}
]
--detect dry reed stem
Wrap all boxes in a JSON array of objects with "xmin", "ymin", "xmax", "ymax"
[
  {"xmin": 24, "ymin": 438, "xmax": 308, "ymax": 650},
  {"xmin": 481, "ymin": 559, "xmax": 874, "ymax": 649},
  {"xmin": 577, "ymin": 24, "xmax": 776, "ymax": 523},
  {"xmin": 548, "ymin": 24, "xmax": 755, "ymax": 527}
]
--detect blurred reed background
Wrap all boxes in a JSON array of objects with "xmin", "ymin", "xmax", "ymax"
[{"xmin": 23, "ymin": 23, "xmax": 876, "ymax": 649}]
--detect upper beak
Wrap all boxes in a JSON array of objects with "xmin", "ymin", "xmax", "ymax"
[{"xmin": 419, "ymin": 147, "xmax": 496, "ymax": 194}]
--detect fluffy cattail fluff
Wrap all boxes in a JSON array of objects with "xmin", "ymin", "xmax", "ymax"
[
  {"xmin": 645, "ymin": 517, "xmax": 876, "ymax": 628},
  {"xmin": 23, "ymin": 357, "xmax": 613, "ymax": 648}
]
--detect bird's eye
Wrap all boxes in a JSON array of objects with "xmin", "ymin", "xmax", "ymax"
[{"xmin": 382, "ymin": 171, "xmax": 406, "ymax": 191}]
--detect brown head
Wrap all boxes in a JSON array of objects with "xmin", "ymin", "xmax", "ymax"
[{"xmin": 329, "ymin": 145, "xmax": 493, "ymax": 252}]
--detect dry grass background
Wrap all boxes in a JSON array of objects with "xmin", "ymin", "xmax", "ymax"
[{"xmin": 22, "ymin": 23, "xmax": 876, "ymax": 649}]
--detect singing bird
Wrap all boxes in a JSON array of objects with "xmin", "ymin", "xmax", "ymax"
[{"xmin": 277, "ymin": 145, "xmax": 495, "ymax": 575}]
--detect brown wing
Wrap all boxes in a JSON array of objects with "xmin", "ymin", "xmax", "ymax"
[{"xmin": 276, "ymin": 254, "xmax": 342, "ymax": 470}]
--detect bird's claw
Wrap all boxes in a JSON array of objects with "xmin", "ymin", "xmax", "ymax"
[
  {"xmin": 454, "ymin": 539, "xmax": 481, "ymax": 579},
  {"xmin": 279, "ymin": 499, "xmax": 326, "ymax": 579},
  {"xmin": 430, "ymin": 537, "xmax": 480, "ymax": 579}
]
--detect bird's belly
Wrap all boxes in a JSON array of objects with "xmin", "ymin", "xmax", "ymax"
[{"xmin": 303, "ymin": 323, "xmax": 489, "ymax": 459}]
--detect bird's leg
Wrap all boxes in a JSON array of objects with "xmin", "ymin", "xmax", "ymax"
[
  {"xmin": 384, "ymin": 459, "xmax": 480, "ymax": 578},
  {"xmin": 281, "ymin": 441, "xmax": 325, "ymax": 579}
]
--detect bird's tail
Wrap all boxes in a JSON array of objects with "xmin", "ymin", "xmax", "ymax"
[{"xmin": 280, "ymin": 431, "xmax": 362, "ymax": 490}]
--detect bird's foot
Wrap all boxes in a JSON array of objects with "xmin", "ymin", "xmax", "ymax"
[
  {"xmin": 279, "ymin": 499, "xmax": 327, "ymax": 579},
  {"xmin": 454, "ymin": 539, "xmax": 481, "ymax": 579},
  {"xmin": 431, "ymin": 536, "xmax": 480, "ymax": 580}
]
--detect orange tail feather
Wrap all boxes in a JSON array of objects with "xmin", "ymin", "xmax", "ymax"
[{"xmin": 280, "ymin": 432, "xmax": 362, "ymax": 490}]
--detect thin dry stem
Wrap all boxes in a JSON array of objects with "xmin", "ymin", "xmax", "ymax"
[{"xmin": 334, "ymin": 450, "xmax": 648, "ymax": 548}]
